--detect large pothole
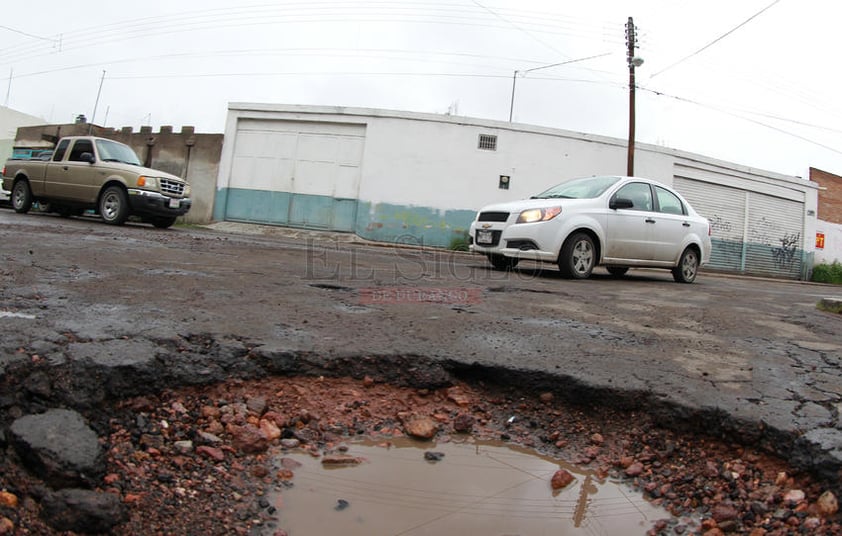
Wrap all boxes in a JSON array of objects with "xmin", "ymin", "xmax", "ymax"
[{"xmin": 1, "ymin": 334, "xmax": 841, "ymax": 535}]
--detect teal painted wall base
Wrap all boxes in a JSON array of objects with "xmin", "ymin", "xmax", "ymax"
[
  {"xmin": 356, "ymin": 201, "xmax": 475, "ymax": 248},
  {"xmin": 214, "ymin": 187, "xmax": 357, "ymax": 232},
  {"xmin": 213, "ymin": 188, "xmax": 476, "ymax": 248},
  {"xmin": 709, "ymin": 237, "xmax": 803, "ymax": 279}
]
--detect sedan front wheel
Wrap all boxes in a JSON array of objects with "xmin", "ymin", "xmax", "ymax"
[{"xmin": 559, "ymin": 232, "xmax": 595, "ymax": 279}]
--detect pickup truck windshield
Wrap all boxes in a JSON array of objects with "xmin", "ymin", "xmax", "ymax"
[{"xmin": 95, "ymin": 139, "xmax": 143, "ymax": 166}]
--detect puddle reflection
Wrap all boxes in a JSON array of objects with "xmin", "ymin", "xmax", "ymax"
[{"xmin": 267, "ymin": 437, "xmax": 674, "ymax": 535}]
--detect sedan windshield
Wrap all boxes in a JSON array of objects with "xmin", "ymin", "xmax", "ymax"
[
  {"xmin": 532, "ymin": 176, "xmax": 621, "ymax": 199},
  {"xmin": 95, "ymin": 139, "xmax": 143, "ymax": 166}
]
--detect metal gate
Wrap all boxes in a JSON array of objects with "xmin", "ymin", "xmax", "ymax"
[
  {"xmin": 674, "ymin": 173, "xmax": 805, "ymax": 279},
  {"xmin": 223, "ymin": 119, "xmax": 366, "ymax": 232}
]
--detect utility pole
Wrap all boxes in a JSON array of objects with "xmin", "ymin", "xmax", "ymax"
[
  {"xmin": 89, "ymin": 70, "xmax": 106, "ymax": 135},
  {"xmin": 625, "ymin": 17, "xmax": 642, "ymax": 176},
  {"xmin": 4, "ymin": 68, "xmax": 11, "ymax": 107}
]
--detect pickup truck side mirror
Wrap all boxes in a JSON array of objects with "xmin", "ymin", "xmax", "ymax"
[
  {"xmin": 79, "ymin": 152, "xmax": 95, "ymax": 164},
  {"xmin": 609, "ymin": 197, "xmax": 634, "ymax": 210}
]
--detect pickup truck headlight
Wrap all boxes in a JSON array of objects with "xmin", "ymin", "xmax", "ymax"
[
  {"xmin": 183, "ymin": 184, "xmax": 191, "ymax": 197},
  {"xmin": 137, "ymin": 176, "xmax": 158, "ymax": 189},
  {"xmin": 516, "ymin": 206, "xmax": 562, "ymax": 223}
]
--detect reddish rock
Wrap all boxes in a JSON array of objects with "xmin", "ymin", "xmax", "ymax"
[
  {"xmin": 818, "ymin": 491, "xmax": 839, "ymax": 517},
  {"xmin": 590, "ymin": 433, "xmax": 604, "ymax": 445},
  {"xmin": 0, "ymin": 516, "xmax": 14, "ymax": 535},
  {"xmin": 783, "ymin": 489, "xmax": 805, "ymax": 504},
  {"xmin": 196, "ymin": 446, "xmax": 225, "ymax": 462},
  {"xmin": 452, "ymin": 414, "xmax": 474, "ymax": 433},
  {"xmin": 711, "ymin": 503, "xmax": 739, "ymax": 523},
  {"xmin": 362, "ymin": 376, "xmax": 375, "ymax": 388},
  {"xmin": 446, "ymin": 387, "xmax": 471, "ymax": 406},
  {"xmin": 0, "ymin": 492, "xmax": 17, "ymax": 508},
  {"xmin": 321, "ymin": 454, "xmax": 365, "ymax": 466},
  {"xmin": 229, "ymin": 424, "xmax": 270, "ymax": 454},
  {"xmin": 551, "ymin": 469, "xmax": 575, "ymax": 490},
  {"xmin": 201, "ymin": 406, "xmax": 221, "ymax": 419},
  {"xmin": 539, "ymin": 392, "xmax": 554, "ymax": 403},
  {"xmin": 625, "ymin": 462, "xmax": 644, "ymax": 477},
  {"xmin": 404, "ymin": 416, "xmax": 439, "ymax": 439},
  {"xmin": 259, "ymin": 418, "xmax": 281, "ymax": 441},
  {"xmin": 619, "ymin": 456, "xmax": 634, "ymax": 468},
  {"xmin": 280, "ymin": 458, "xmax": 302, "ymax": 470}
]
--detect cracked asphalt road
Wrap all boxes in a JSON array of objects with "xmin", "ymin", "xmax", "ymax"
[{"xmin": 1, "ymin": 211, "xmax": 842, "ymax": 480}]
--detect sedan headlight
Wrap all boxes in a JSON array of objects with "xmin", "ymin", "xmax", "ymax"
[{"xmin": 516, "ymin": 206, "xmax": 561, "ymax": 223}]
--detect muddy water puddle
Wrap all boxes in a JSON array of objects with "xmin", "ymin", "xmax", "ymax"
[{"xmin": 268, "ymin": 437, "xmax": 679, "ymax": 535}]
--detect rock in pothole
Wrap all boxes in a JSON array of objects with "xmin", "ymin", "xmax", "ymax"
[
  {"xmin": 9, "ymin": 409, "xmax": 104, "ymax": 488},
  {"xmin": 40, "ymin": 488, "xmax": 127, "ymax": 534}
]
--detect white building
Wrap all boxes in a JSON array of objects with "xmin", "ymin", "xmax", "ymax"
[
  {"xmin": 0, "ymin": 106, "xmax": 45, "ymax": 162},
  {"xmin": 214, "ymin": 103, "xmax": 819, "ymax": 280}
]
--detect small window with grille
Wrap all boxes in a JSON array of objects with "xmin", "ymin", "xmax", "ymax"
[{"xmin": 477, "ymin": 134, "xmax": 497, "ymax": 151}]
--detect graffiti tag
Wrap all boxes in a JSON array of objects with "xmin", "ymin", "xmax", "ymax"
[{"xmin": 772, "ymin": 233, "xmax": 800, "ymax": 271}]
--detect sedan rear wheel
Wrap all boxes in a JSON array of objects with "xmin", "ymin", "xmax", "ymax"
[
  {"xmin": 672, "ymin": 247, "xmax": 699, "ymax": 283},
  {"xmin": 559, "ymin": 232, "xmax": 595, "ymax": 279}
]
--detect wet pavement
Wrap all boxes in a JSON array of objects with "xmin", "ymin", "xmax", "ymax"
[{"xmin": 1, "ymin": 213, "xmax": 842, "ymax": 485}]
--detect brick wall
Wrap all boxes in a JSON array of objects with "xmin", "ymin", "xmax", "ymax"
[{"xmin": 811, "ymin": 167, "xmax": 842, "ymax": 225}]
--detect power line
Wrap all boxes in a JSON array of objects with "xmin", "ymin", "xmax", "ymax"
[
  {"xmin": 0, "ymin": 24, "xmax": 57, "ymax": 44},
  {"xmin": 649, "ymin": 0, "xmax": 782, "ymax": 79}
]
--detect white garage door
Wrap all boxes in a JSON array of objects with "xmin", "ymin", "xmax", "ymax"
[{"xmin": 226, "ymin": 119, "xmax": 366, "ymax": 231}]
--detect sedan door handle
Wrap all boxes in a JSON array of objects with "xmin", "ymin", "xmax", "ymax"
[
  {"xmin": 682, "ymin": 222, "xmax": 691, "ymax": 227},
  {"xmin": 62, "ymin": 166, "xmax": 69, "ymax": 171},
  {"xmin": 645, "ymin": 218, "xmax": 656, "ymax": 224}
]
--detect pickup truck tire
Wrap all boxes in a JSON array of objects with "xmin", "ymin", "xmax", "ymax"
[
  {"xmin": 99, "ymin": 186, "xmax": 129, "ymax": 225},
  {"xmin": 11, "ymin": 180, "xmax": 33, "ymax": 214},
  {"xmin": 151, "ymin": 216, "xmax": 177, "ymax": 229}
]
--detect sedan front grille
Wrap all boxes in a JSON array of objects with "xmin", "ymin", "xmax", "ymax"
[
  {"xmin": 478, "ymin": 211, "xmax": 509, "ymax": 222},
  {"xmin": 160, "ymin": 178, "xmax": 185, "ymax": 197}
]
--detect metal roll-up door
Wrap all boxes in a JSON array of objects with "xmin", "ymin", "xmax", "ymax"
[
  {"xmin": 745, "ymin": 193, "xmax": 803, "ymax": 278},
  {"xmin": 673, "ymin": 178, "xmax": 746, "ymax": 272}
]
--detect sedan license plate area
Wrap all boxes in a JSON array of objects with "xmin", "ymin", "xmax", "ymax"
[{"xmin": 476, "ymin": 230, "xmax": 494, "ymax": 245}]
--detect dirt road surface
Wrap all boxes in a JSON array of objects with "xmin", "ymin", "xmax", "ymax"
[{"xmin": 1, "ymin": 210, "xmax": 842, "ymax": 534}]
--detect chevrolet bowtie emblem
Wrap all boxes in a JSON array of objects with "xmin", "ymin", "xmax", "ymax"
[{"xmin": 481, "ymin": 223, "xmax": 492, "ymax": 229}]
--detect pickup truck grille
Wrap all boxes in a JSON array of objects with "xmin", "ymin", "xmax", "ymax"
[{"xmin": 160, "ymin": 178, "xmax": 185, "ymax": 197}]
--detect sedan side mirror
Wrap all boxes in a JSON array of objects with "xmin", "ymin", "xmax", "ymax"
[
  {"xmin": 79, "ymin": 152, "xmax": 95, "ymax": 164},
  {"xmin": 610, "ymin": 197, "xmax": 634, "ymax": 210}
]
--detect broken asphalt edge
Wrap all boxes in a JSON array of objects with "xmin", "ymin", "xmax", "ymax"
[{"xmin": 1, "ymin": 335, "xmax": 839, "ymax": 495}]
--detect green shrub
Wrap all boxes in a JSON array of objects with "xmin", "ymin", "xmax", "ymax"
[
  {"xmin": 811, "ymin": 262, "xmax": 842, "ymax": 284},
  {"xmin": 449, "ymin": 232, "xmax": 470, "ymax": 252}
]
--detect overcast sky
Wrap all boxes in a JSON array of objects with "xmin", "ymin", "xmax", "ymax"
[{"xmin": 0, "ymin": 0, "xmax": 838, "ymax": 178}]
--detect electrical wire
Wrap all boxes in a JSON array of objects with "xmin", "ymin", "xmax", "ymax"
[{"xmin": 649, "ymin": 0, "xmax": 782, "ymax": 79}]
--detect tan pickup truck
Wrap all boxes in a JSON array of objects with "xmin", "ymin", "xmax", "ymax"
[{"xmin": 2, "ymin": 136, "xmax": 191, "ymax": 228}]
